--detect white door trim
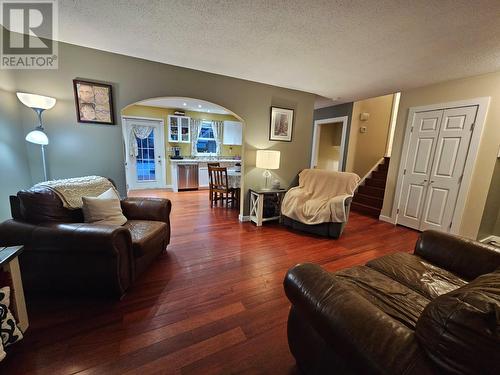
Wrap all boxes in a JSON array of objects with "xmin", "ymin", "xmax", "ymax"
[
  {"xmin": 391, "ymin": 97, "xmax": 490, "ymax": 235},
  {"xmin": 122, "ymin": 116, "xmax": 167, "ymax": 190},
  {"xmin": 385, "ymin": 92, "xmax": 401, "ymax": 157},
  {"xmin": 310, "ymin": 116, "xmax": 349, "ymax": 171}
]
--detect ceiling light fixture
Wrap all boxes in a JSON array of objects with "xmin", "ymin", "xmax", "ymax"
[
  {"xmin": 198, "ymin": 104, "xmax": 202, "ymax": 108},
  {"xmin": 183, "ymin": 102, "xmax": 187, "ymax": 106}
]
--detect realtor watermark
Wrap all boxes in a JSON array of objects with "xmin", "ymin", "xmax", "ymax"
[{"xmin": 1, "ymin": 0, "xmax": 58, "ymax": 69}]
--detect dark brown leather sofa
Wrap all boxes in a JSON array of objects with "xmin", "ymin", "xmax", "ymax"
[
  {"xmin": 0, "ymin": 185, "xmax": 171, "ymax": 298},
  {"xmin": 281, "ymin": 200, "xmax": 351, "ymax": 239},
  {"xmin": 284, "ymin": 230, "xmax": 500, "ymax": 374}
]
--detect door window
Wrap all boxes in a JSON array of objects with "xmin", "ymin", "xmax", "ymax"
[{"xmin": 136, "ymin": 131, "xmax": 156, "ymax": 181}]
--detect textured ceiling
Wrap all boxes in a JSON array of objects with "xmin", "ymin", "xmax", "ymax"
[{"xmin": 56, "ymin": 0, "xmax": 500, "ymax": 103}]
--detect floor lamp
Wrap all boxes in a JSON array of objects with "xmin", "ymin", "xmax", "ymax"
[{"xmin": 16, "ymin": 92, "xmax": 56, "ymax": 181}]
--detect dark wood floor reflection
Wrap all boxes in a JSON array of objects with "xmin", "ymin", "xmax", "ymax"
[{"xmin": 2, "ymin": 190, "xmax": 418, "ymax": 374}]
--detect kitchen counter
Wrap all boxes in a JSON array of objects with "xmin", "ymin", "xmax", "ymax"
[{"xmin": 170, "ymin": 159, "xmax": 241, "ymax": 192}]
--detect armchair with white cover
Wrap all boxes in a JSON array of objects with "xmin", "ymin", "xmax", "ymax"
[{"xmin": 281, "ymin": 169, "xmax": 360, "ymax": 238}]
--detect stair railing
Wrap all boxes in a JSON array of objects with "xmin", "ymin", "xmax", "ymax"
[{"xmin": 357, "ymin": 157, "xmax": 385, "ymax": 189}]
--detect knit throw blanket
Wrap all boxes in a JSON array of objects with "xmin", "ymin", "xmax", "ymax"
[{"xmin": 34, "ymin": 175, "xmax": 118, "ymax": 209}]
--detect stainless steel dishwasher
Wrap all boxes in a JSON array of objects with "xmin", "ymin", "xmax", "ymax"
[{"xmin": 177, "ymin": 164, "xmax": 199, "ymax": 190}]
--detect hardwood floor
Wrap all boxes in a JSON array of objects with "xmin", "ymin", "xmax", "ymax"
[{"xmin": 1, "ymin": 190, "xmax": 419, "ymax": 375}]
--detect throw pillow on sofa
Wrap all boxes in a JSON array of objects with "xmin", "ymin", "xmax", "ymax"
[
  {"xmin": 0, "ymin": 286, "xmax": 23, "ymax": 347},
  {"xmin": 82, "ymin": 188, "xmax": 127, "ymax": 226}
]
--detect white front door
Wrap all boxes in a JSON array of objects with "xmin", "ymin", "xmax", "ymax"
[
  {"xmin": 123, "ymin": 117, "xmax": 166, "ymax": 190},
  {"xmin": 398, "ymin": 106, "xmax": 477, "ymax": 232}
]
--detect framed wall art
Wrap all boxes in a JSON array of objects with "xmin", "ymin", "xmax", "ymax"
[
  {"xmin": 269, "ymin": 106, "xmax": 293, "ymax": 142},
  {"xmin": 73, "ymin": 79, "xmax": 115, "ymax": 125}
]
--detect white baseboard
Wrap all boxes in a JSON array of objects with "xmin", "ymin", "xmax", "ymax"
[
  {"xmin": 379, "ymin": 214, "xmax": 396, "ymax": 224},
  {"xmin": 239, "ymin": 215, "xmax": 250, "ymax": 222}
]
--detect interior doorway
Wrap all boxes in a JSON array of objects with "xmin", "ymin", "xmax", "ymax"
[
  {"xmin": 123, "ymin": 117, "xmax": 166, "ymax": 190},
  {"xmin": 311, "ymin": 116, "xmax": 348, "ymax": 171},
  {"xmin": 120, "ymin": 96, "xmax": 247, "ymax": 217}
]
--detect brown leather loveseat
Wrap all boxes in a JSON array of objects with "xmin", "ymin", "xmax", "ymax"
[
  {"xmin": 0, "ymin": 185, "xmax": 171, "ymax": 298},
  {"xmin": 285, "ymin": 230, "xmax": 500, "ymax": 374}
]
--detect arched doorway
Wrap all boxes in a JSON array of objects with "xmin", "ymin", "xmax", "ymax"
[{"xmin": 121, "ymin": 96, "xmax": 245, "ymax": 213}]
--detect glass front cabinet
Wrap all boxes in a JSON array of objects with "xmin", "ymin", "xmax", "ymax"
[{"xmin": 168, "ymin": 115, "xmax": 190, "ymax": 143}]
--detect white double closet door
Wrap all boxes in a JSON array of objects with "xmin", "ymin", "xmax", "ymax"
[{"xmin": 398, "ymin": 105, "xmax": 477, "ymax": 232}]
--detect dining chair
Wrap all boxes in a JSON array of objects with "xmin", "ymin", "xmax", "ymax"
[
  {"xmin": 208, "ymin": 166, "xmax": 237, "ymax": 208},
  {"xmin": 207, "ymin": 163, "xmax": 220, "ymax": 202}
]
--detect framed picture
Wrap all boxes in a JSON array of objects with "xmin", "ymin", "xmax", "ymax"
[
  {"xmin": 269, "ymin": 106, "xmax": 294, "ymax": 142},
  {"xmin": 73, "ymin": 79, "xmax": 115, "ymax": 125}
]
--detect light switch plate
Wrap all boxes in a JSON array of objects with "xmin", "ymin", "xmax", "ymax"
[{"xmin": 360, "ymin": 112, "xmax": 370, "ymax": 121}]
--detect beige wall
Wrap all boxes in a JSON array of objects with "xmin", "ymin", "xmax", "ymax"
[
  {"xmin": 317, "ymin": 122, "xmax": 342, "ymax": 170},
  {"xmin": 478, "ymin": 159, "xmax": 500, "ymax": 239},
  {"xmin": 345, "ymin": 94, "xmax": 394, "ymax": 177},
  {"xmin": 122, "ymin": 105, "xmax": 242, "ymax": 185},
  {"xmin": 381, "ymin": 71, "xmax": 500, "ymax": 239},
  {"xmin": 496, "ymin": 210, "xmax": 500, "ymax": 237}
]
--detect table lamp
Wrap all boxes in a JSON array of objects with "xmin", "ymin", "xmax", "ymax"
[
  {"xmin": 17, "ymin": 92, "xmax": 56, "ymax": 181},
  {"xmin": 256, "ymin": 150, "xmax": 280, "ymax": 190}
]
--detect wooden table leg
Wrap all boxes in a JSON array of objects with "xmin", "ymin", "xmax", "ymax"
[
  {"xmin": 256, "ymin": 194, "xmax": 264, "ymax": 226},
  {"xmin": 3, "ymin": 258, "xmax": 28, "ymax": 332}
]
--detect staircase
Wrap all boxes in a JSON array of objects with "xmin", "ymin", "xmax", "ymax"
[{"xmin": 351, "ymin": 157, "xmax": 390, "ymax": 218}]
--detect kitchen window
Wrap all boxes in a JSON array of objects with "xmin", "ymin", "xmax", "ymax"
[{"xmin": 196, "ymin": 121, "xmax": 218, "ymax": 155}]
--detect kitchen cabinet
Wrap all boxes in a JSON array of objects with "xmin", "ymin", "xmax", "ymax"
[
  {"xmin": 223, "ymin": 121, "xmax": 242, "ymax": 145},
  {"xmin": 170, "ymin": 159, "xmax": 237, "ymax": 192},
  {"xmin": 199, "ymin": 164, "xmax": 209, "ymax": 188},
  {"xmin": 168, "ymin": 115, "xmax": 190, "ymax": 143},
  {"xmin": 198, "ymin": 162, "xmax": 236, "ymax": 189}
]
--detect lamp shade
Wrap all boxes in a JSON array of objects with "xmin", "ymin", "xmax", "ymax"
[
  {"xmin": 26, "ymin": 130, "xmax": 49, "ymax": 145},
  {"xmin": 16, "ymin": 92, "xmax": 56, "ymax": 110},
  {"xmin": 256, "ymin": 150, "xmax": 280, "ymax": 169}
]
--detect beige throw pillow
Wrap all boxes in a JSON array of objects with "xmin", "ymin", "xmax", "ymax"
[{"xmin": 82, "ymin": 188, "xmax": 127, "ymax": 225}]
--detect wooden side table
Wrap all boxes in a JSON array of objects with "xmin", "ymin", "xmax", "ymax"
[
  {"xmin": 0, "ymin": 246, "xmax": 28, "ymax": 332},
  {"xmin": 249, "ymin": 188, "xmax": 287, "ymax": 226}
]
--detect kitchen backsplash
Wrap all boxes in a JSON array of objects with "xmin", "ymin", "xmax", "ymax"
[{"xmin": 179, "ymin": 155, "xmax": 242, "ymax": 160}]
